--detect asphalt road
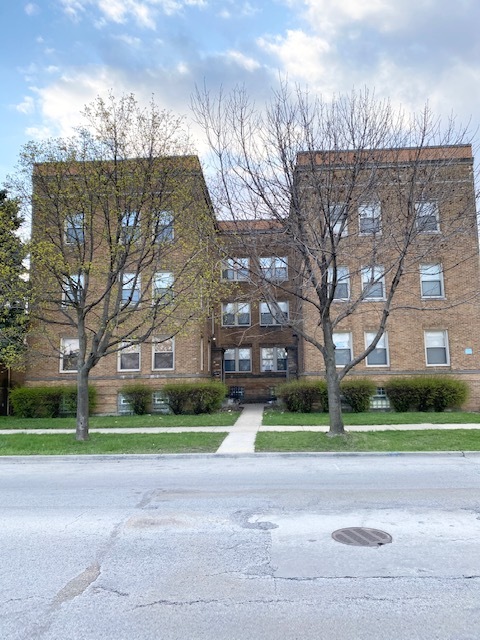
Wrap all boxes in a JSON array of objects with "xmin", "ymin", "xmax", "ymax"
[{"xmin": 1, "ymin": 453, "xmax": 480, "ymax": 640}]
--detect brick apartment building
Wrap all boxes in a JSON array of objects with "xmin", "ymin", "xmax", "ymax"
[{"xmin": 22, "ymin": 145, "xmax": 480, "ymax": 413}]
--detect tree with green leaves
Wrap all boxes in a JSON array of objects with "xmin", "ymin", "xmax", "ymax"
[
  {"xmin": 0, "ymin": 190, "xmax": 28, "ymax": 371},
  {"xmin": 10, "ymin": 93, "xmax": 221, "ymax": 440}
]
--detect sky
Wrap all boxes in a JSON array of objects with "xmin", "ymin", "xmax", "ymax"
[{"xmin": 2, "ymin": 0, "xmax": 480, "ymax": 186}]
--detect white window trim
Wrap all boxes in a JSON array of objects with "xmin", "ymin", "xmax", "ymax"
[
  {"xmin": 333, "ymin": 332, "xmax": 353, "ymax": 367},
  {"xmin": 118, "ymin": 342, "xmax": 141, "ymax": 372},
  {"xmin": 361, "ymin": 266, "xmax": 386, "ymax": 301},
  {"xmin": 152, "ymin": 337, "xmax": 175, "ymax": 371},
  {"xmin": 260, "ymin": 346, "xmax": 288, "ymax": 372},
  {"xmin": 221, "ymin": 257, "xmax": 250, "ymax": 281},
  {"xmin": 59, "ymin": 338, "xmax": 79, "ymax": 373},
  {"xmin": 64, "ymin": 213, "xmax": 85, "ymax": 245},
  {"xmin": 121, "ymin": 210, "xmax": 140, "ymax": 243},
  {"xmin": 330, "ymin": 203, "xmax": 348, "ymax": 236},
  {"xmin": 259, "ymin": 301, "xmax": 289, "ymax": 326},
  {"xmin": 154, "ymin": 210, "xmax": 174, "ymax": 243},
  {"xmin": 420, "ymin": 264, "xmax": 445, "ymax": 299},
  {"xmin": 415, "ymin": 201, "xmax": 440, "ymax": 233},
  {"xmin": 259, "ymin": 256, "xmax": 288, "ymax": 282},
  {"xmin": 122, "ymin": 273, "xmax": 141, "ymax": 305},
  {"xmin": 222, "ymin": 302, "xmax": 251, "ymax": 327},
  {"xmin": 328, "ymin": 266, "xmax": 350, "ymax": 301},
  {"xmin": 424, "ymin": 330, "xmax": 450, "ymax": 366},
  {"xmin": 365, "ymin": 332, "xmax": 390, "ymax": 367},
  {"xmin": 224, "ymin": 347, "xmax": 252, "ymax": 373},
  {"xmin": 153, "ymin": 272, "xmax": 174, "ymax": 305},
  {"xmin": 358, "ymin": 203, "xmax": 381, "ymax": 235},
  {"xmin": 62, "ymin": 273, "xmax": 84, "ymax": 307}
]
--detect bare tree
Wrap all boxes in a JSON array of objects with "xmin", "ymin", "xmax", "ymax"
[
  {"xmin": 192, "ymin": 84, "xmax": 478, "ymax": 434},
  {"xmin": 11, "ymin": 93, "xmax": 220, "ymax": 440}
]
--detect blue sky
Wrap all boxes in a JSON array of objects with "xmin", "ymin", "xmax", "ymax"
[{"xmin": 2, "ymin": 0, "xmax": 480, "ymax": 185}]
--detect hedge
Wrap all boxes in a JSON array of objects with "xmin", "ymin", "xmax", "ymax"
[
  {"xmin": 385, "ymin": 376, "xmax": 468, "ymax": 412},
  {"xmin": 120, "ymin": 383, "xmax": 151, "ymax": 415},
  {"xmin": 10, "ymin": 385, "xmax": 97, "ymax": 418},
  {"xmin": 162, "ymin": 382, "xmax": 228, "ymax": 414},
  {"xmin": 277, "ymin": 378, "xmax": 375, "ymax": 413}
]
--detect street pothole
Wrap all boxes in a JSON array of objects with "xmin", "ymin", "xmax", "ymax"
[{"xmin": 332, "ymin": 527, "xmax": 392, "ymax": 547}]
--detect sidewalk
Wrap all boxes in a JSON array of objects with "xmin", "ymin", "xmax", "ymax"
[{"xmin": 0, "ymin": 404, "xmax": 479, "ymax": 456}]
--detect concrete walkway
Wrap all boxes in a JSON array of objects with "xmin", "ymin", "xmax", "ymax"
[{"xmin": 1, "ymin": 404, "xmax": 479, "ymax": 455}]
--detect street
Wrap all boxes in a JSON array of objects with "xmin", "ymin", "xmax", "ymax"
[{"xmin": 1, "ymin": 453, "xmax": 480, "ymax": 639}]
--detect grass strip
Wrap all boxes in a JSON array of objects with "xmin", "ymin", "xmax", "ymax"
[
  {"xmin": 0, "ymin": 411, "xmax": 240, "ymax": 430},
  {"xmin": 263, "ymin": 410, "xmax": 480, "ymax": 426},
  {"xmin": 255, "ymin": 429, "xmax": 480, "ymax": 452},
  {"xmin": 0, "ymin": 432, "xmax": 227, "ymax": 455}
]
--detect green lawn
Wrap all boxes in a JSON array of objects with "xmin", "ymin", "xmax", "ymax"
[
  {"xmin": 0, "ymin": 432, "xmax": 227, "ymax": 455},
  {"xmin": 0, "ymin": 411, "xmax": 240, "ymax": 430},
  {"xmin": 256, "ymin": 429, "xmax": 480, "ymax": 452},
  {"xmin": 263, "ymin": 409, "xmax": 480, "ymax": 426}
]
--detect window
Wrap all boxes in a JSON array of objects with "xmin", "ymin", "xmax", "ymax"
[
  {"xmin": 122, "ymin": 273, "xmax": 141, "ymax": 304},
  {"xmin": 62, "ymin": 274, "xmax": 84, "ymax": 306},
  {"xmin": 425, "ymin": 330, "xmax": 449, "ymax": 365},
  {"xmin": 152, "ymin": 391, "xmax": 170, "ymax": 414},
  {"xmin": 361, "ymin": 266, "xmax": 385, "ymax": 300},
  {"xmin": 224, "ymin": 348, "xmax": 252, "ymax": 372},
  {"xmin": 370, "ymin": 387, "xmax": 391, "ymax": 410},
  {"xmin": 222, "ymin": 258, "xmax": 249, "ymax": 281},
  {"xmin": 154, "ymin": 210, "xmax": 174, "ymax": 242},
  {"xmin": 60, "ymin": 338, "xmax": 79, "ymax": 372},
  {"xmin": 260, "ymin": 301, "xmax": 289, "ymax": 325},
  {"xmin": 330, "ymin": 203, "xmax": 348, "ymax": 235},
  {"xmin": 420, "ymin": 264, "xmax": 444, "ymax": 298},
  {"xmin": 261, "ymin": 347, "xmax": 287, "ymax": 372},
  {"xmin": 328, "ymin": 266, "xmax": 350, "ymax": 300},
  {"xmin": 415, "ymin": 201, "xmax": 439, "ymax": 232},
  {"xmin": 117, "ymin": 393, "xmax": 133, "ymax": 415},
  {"xmin": 333, "ymin": 332, "xmax": 352, "ymax": 366},
  {"xmin": 121, "ymin": 210, "xmax": 139, "ymax": 243},
  {"xmin": 153, "ymin": 272, "xmax": 174, "ymax": 305},
  {"xmin": 259, "ymin": 256, "xmax": 288, "ymax": 282},
  {"xmin": 359, "ymin": 203, "xmax": 381, "ymax": 234},
  {"xmin": 222, "ymin": 302, "xmax": 251, "ymax": 326},
  {"xmin": 365, "ymin": 332, "xmax": 389, "ymax": 366},
  {"xmin": 65, "ymin": 213, "xmax": 84, "ymax": 244},
  {"xmin": 118, "ymin": 342, "xmax": 140, "ymax": 371},
  {"xmin": 152, "ymin": 337, "xmax": 174, "ymax": 370}
]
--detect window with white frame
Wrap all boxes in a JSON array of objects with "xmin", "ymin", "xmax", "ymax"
[
  {"xmin": 425, "ymin": 330, "xmax": 449, "ymax": 365},
  {"xmin": 259, "ymin": 301, "xmax": 289, "ymax": 325},
  {"xmin": 154, "ymin": 210, "xmax": 174, "ymax": 243},
  {"xmin": 261, "ymin": 347, "xmax": 288, "ymax": 372},
  {"xmin": 222, "ymin": 302, "xmax": 251, "ymax": 326},
  {"xmin": 152, "ymin": 337, "xmax": 174, "ymax": 370},
  {"xmin": 65, "ymin": 212, "xmax": 84, "ymax": 244},
  {"xmin": 62, "ymin": 273, "xmax": 84, "ymax": 306},
  {"xmin": 333, "ymin": 332, "xmax": 352, "ymax": 366},
  {"xmin": 117, "ymin": 393, "xmax": 133, "ymax": 414},
  {"xmin": 259, "ymin": 256, "xmax": 288, "ymax": 282},
  {"xmin": 153, "ymin": 272, "xmax": 174, "ymax": 305},
  {"xmin": 328, "ymin": 266, "xmax": 350, "ymax": 300},
  {"xmin": 121, "ymin": 210, "xmax": 139, "ymax": 243},
  {"xmin": 359, "ymin": 203, "xmax": 381, "ymax": 234},
  {"xmin": 224, "ymin": 347, "xmax": 252, "ymax": 372},
  {"xmin": 118, "ymin": 342, "xmax": 141, "ymax": 371},
  {"xmin": 365, "ymin": 332, "xmax": 389, "ymax": 366},
  {"xmin": 222, "ymin": 257, "xmax": 249, "ymax": 281},
  {"xmin": 122, "ymin": 273, "xmax": 141, "ymax": 304},
  {"xmin": 361, "ymin": 266, "xmax": 385, "ymax": 300},
  {"xmin": 330, "ymin": 203, "xmax": 348, "ymax": 235},
  {"xmin": 60, "ymin": 338, "xmax": 79, "ymax": 372},
  {"xmin": 415, "ymin": 201, "xmax": 439, "ymax": 232},
  {"xmin": 420, "ymin": 264, "xmax": 444, "ymax": 298}
]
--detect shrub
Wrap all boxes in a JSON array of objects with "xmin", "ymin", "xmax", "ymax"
[
  {"xmin": 276, "ymin": 381, "xmax": 327, "ymax": 413},
  {"xmin": 340, "ymin": 378, "xmax": 376, "ymax": 413},
  {"xmin": 162, "ymin": 382, "xmax": 227, "ymax": 414},
  {"xmin": 120, "ymin": 383, "xmax": 151, "ymax": 415},
  {"xmin": 385, "ymin": 377, "xmax": 468, "ymax": 412},
  {"xmin": 10, "ymin": 385, "xmax": 97, "ymax": 418}
]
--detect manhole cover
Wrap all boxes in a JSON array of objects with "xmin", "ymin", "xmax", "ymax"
[{"xmin": 332, "ymin": 527, "xmax": 392, "ymax": 547}]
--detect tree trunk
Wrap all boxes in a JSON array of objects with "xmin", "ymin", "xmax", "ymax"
[
  {"xmin": 323, "ymin": 322, "xmax": 345, "ymax": 435},
  {"xmin": 76, "ymin": 367, "xmax": 90, "ymax": 441}
]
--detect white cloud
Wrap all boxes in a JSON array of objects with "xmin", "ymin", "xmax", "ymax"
[
  {"xmin": 16, "ymin": 96, "xmax": 36, "ymax": 115},
  {"xmin": 225, "ymin": 50, "xmax": 261, "ymax": 72},
  {"xmin": 25, "ymin": 3, "xmax": 40, "ymax": 16}
]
